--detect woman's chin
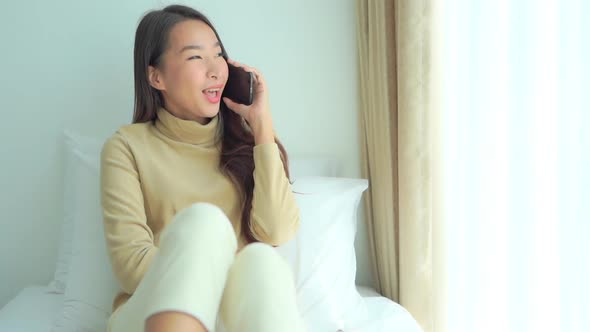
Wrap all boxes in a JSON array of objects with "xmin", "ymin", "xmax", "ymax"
[
  {"xmin": 205, "ymin": 107, "xmax": 220, "ymax": 118},
  {"xmin": 193, "ymin": 104, "xmax": 219, "ymax": 117},
  {"xmin": 197, "ymin": 108, "xmax": 220, "ymax": 124}
]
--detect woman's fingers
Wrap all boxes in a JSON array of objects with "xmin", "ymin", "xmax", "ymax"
[
  {"xmin": 224, "ymin": 59, "xmax": 269, "ymax": 124},
  {"xmin": 223, "ymin": 97, "xmax": 246, "ymax": 114}
]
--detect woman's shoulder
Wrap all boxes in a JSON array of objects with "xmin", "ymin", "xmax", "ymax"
[
  {"xmin": 116, "ymin": 121, "xmax": 153, "ymax": 140},
  {"xmin": 101, "ymin": 122, "xmax": 155, "ymax": 156}
]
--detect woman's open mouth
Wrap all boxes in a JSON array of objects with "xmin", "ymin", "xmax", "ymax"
[{"xmin": 202, "ymin": 87, "xmax": 222, "ymax": 103}]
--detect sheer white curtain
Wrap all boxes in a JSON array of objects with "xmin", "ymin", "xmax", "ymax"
[{"xmin": 440, "ymin": 0, "xmax": 589, "ymax": 331}]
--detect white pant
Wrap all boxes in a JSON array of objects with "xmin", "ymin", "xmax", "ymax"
[{"xmin": 107, "ymin": 202, "xmax": 305, "ymax": 332}]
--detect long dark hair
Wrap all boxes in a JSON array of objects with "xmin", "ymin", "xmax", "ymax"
[{"xmin": 132, "ymin": 4, "xmax": 291, "ymax": 244}]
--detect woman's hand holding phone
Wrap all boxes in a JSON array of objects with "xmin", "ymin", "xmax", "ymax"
[{"xmin": 222, "ymin": 59, "xmax": 274, "ymax": 145}]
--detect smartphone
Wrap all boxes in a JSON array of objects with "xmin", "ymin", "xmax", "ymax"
[{"xmin": 223, "ymin": 63, "xmax": 254, "ymax": 106}]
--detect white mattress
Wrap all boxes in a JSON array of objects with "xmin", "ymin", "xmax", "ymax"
[{"xmin": 0, "ymin": 285, "xmax": 422, "ymax": 332}]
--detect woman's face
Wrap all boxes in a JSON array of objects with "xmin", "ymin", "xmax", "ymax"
[{"xmin": 149, "ymin": 19, "xmax": 228, "ymax": 124}]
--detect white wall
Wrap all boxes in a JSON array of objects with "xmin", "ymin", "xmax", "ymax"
[{"xmin": 0, "ymin": 0, "xmax": 374, "ymax": 306}]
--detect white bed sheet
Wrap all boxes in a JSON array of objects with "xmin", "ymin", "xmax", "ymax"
[
  {"xmin": 0, "ymin": 285, "xmax": 63, "ymax": 332},
  {"xmin": 0, "ymin": 285, "xmax": 422, "ymax": 332},
  {"xmin": 353, "ymin": 286, "xmax": 424, "ymax": 332}
]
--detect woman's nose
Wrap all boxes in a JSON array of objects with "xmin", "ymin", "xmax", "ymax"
[
  {"xmin": 207, "ymin": 64, "xmax": 221, "ymax": 80},
  {"xmin": 208, "ymin": 70, "xmax": 218, "ymax": 80}
]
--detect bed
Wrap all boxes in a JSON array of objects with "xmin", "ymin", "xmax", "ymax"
[
  {"xmin": 0, "ymin": 286, "xmax": 63, "ymax": 332},
  {"xmin": 0, "ymin": 132, "xmax": 423, "ymax": 332},
  {"xmin": 0, "ymin": 285, "xmax": 421, "ymax": 332}
]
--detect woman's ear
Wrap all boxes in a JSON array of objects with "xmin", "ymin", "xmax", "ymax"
[{"xmin": 148, "ymin": 65, "xmax": 166, "ymax": 91}]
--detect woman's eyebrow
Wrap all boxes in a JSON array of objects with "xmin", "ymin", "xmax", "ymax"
[{"xmin": 179, "ymin": 41, "xmax": 221, "ymax": 54}]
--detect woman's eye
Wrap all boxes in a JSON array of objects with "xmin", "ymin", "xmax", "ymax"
[
  {"xmin": 188, "ymin": 55, "xmax": 202, "ymax": 60},
  {"xmin": 216, "ymin": 52, "xmax": 224, "ymax": 57}
]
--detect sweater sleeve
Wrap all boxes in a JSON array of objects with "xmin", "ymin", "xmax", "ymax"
[
  {"xmin": 100, "ymin": 132, "xmax": 159, "ymax": 294},
  {"xmin": 249, "ymin": 142, "xmax": 300, "ymax": 246}
]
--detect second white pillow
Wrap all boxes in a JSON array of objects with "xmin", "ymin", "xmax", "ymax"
[{"xmin": 277, "ymin": 176, "xmax": 369, "ymax": 332}]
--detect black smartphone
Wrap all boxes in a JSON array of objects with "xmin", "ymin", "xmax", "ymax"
[{"xmin": 223, "ymin": 63, "xmax": 254, "ymax": 106}]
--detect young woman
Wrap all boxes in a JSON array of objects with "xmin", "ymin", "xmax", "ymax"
[{"xmin": 100, "ymin": 4, "xmax": 304, "ymax": 332}]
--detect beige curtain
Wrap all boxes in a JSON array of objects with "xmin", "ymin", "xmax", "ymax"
[{"xmin": 356, "ymin": 1, "xmax": 441, "ymax": 331}]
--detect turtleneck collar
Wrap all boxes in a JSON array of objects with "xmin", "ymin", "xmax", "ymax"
[{"xmin": 155, "ymin": 107, "xmax": 219, "ymax": 146}]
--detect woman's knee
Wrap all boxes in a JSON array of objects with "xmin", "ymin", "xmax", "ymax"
[
  {"xmin": 231, "ymin": 243, "xmax": 295, "ymax": 288},
  {"xmin": 159, "ymin": 202, "xmax": 236, "ymax": 250},
  {"xmin": 221, "ymin": 243, "xmax": 297, "ymax": 324}
]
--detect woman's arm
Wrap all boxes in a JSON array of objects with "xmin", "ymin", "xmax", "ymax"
[
  {"xmin": 100, "ymin": 132, "xmax": 158, "ymax": 294},
  {"xmin": 249, "ymin": 141, "xmax": 300, "ymax": 246},
  {"xmin": 222, "ymin": 59, "xmax": 300, "ymax": 245}
]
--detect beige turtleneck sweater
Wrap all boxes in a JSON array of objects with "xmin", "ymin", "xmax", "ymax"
[{"xmin": 100, "ymin": 107, "xmax": 300, "ymax": 313}]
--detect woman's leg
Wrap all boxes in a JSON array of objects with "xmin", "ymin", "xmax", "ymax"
[
  {"xmin": 219, "ymin": 243, "xmax": 306, "ymax": 332},
  {"xmin": 145, "ymin": 312, "xmax": 207, "ymax": 332},
  {"xmin": 108, "ymin": 202, "xmax": 237, "ymax": 332}
]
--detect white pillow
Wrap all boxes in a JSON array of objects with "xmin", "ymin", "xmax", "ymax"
[
  {"xmin": 51, "ymin": 132, "xmax": 119, "ymax": 332},
  {"xmin": 50, "ymin": 130, "xmax": 359, "ymax": 331},
  {"xmin": 47, "ymin": 132, "xmax": 342, "ymax": 295},
  {"xmin": 47, "ymin": 132, "xmax": 104, "ymax": 294},
  {"xmin": 276, "ymin": 176, "xmax": 369, "ymax": 332}
]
